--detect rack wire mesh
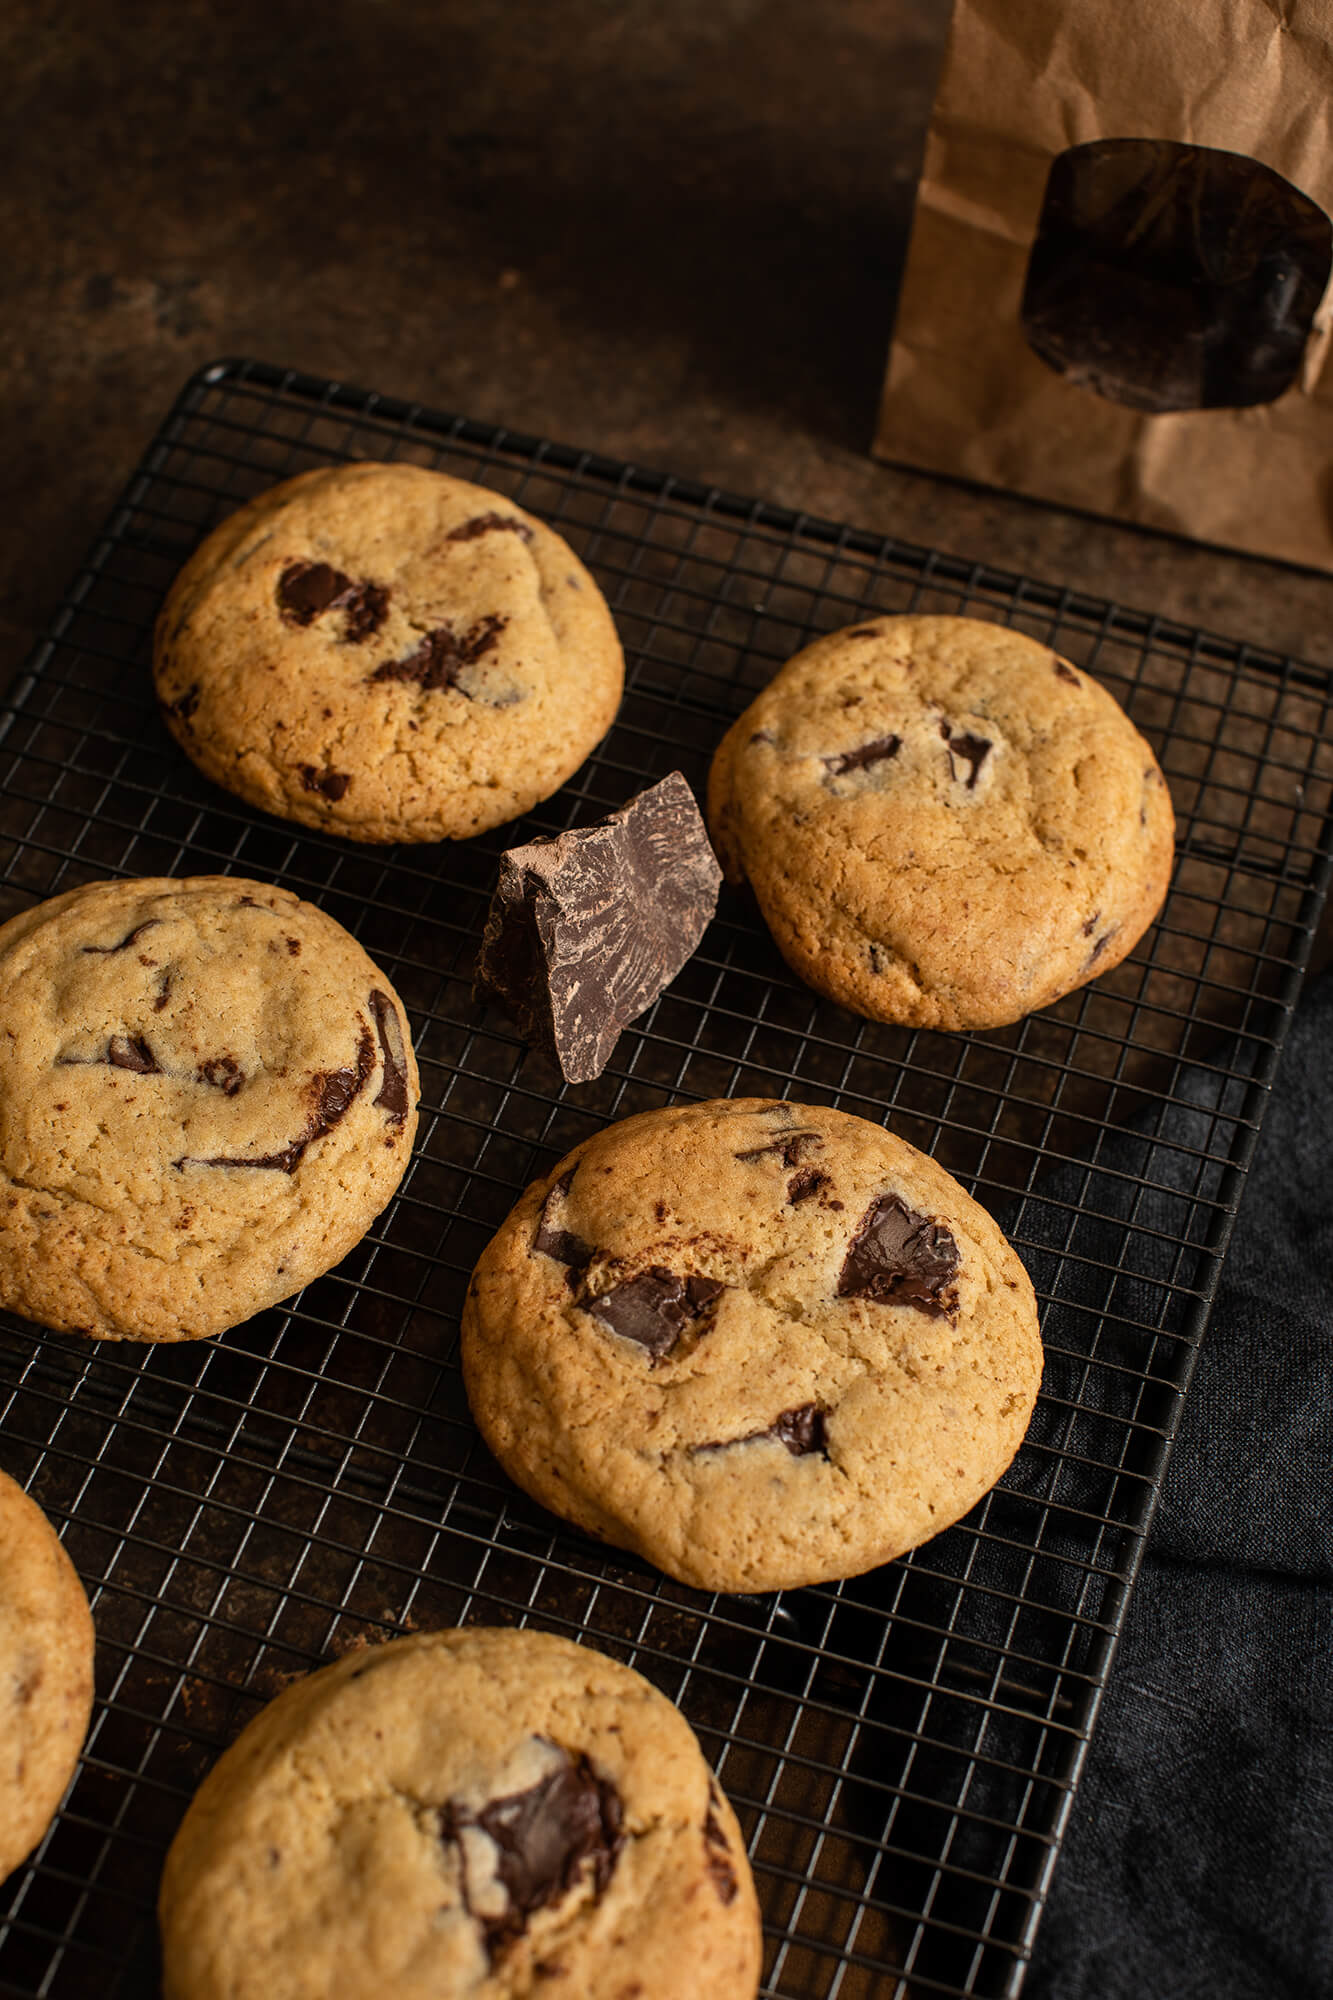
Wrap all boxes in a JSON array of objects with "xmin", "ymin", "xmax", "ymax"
[{"xmin": 0, "ymin": 357, "xmax": 1329, "ymax": 1999}]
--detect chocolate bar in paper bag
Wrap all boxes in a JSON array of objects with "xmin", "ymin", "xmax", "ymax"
[{"xmin": 874, "ymin": 0, "xmax": 1333, "ymax": 570}]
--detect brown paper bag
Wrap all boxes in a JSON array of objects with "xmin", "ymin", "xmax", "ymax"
[{"xmin": 874, "ymin": 0, "xmax": 1333, "ymax": 570}]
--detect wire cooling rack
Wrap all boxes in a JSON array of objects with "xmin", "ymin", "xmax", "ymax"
[{"xmin": 0, "ymin": 358, "xmax": 1329, "ymax": 2000}]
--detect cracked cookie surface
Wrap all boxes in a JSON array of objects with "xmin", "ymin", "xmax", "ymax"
[
  {"xmin": 0, "ymin": 875, "xmax": 419, "ymax": 1341},
  {"xmin": 0, "ymin": 1469, "xmax": 94, "ymax": 1883},
  {"xmin": 154, "ymin": 463, "xmax": 624, "ymax": 843},
  {"xmin": 461, "ymin": 1099, "xmax": 1041, "ymax": 1592},
  {"xmin": 157, "ymin": 1626, "xmax": 761, "ymax": 2000},
  {"xmin": 707, "ymin": 613, "xmax": 1176, "ymax": 1030}
]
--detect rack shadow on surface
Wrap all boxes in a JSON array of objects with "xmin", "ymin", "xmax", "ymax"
[{"xmin": 0, "ymin": 358, "xmax": 1330, "ymax": 1999}]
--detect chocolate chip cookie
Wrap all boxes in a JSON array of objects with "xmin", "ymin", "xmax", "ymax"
[
  {"xmin": 707, "ymin": 613, "xmax": 1175, "ymax": 1030},
  {"xmin": 0, "ymin": 1468, "xmax": 95, "ymax": 1882},
  {"xmin": 461, "ymin": 1098, "xmax": 1041, "ymax": 1592},
  {"xmin": 157, "ymin": 1626, "xmax": 761, "ymax": 2000},
  {"xmin": 154, "ymin": 462, "xmax": 624, "ymax": 843},
  {"xmin": 0, "ymin": 875, "xmax": 418, "ymax": 1342}
]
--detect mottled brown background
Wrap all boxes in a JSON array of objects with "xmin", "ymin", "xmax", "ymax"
[{"xmin": 3, "ymin": 0, "xmax": 1330, "ymax": 947}]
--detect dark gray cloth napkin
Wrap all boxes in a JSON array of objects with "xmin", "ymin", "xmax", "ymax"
[{"xmin": 1024, "ymin": 971, "xmax": 1333, "ymax": 2000}]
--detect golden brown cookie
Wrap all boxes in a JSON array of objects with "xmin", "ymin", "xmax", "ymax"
[
  {"xmin": 0, "ymin": 1469, "xmax": 95, "ymax": 1882},
  {"xmin": 153, "ymin": 462, "xmax": 624, "ymax": 843},
  {"xmin": 157, "ymin": 1626, "xmax": 762, "ymax": 2000},
  {"xmin": 707, "ymin": 613, "xmax": 1175, "ymax": 1029},
  {"xmin": 461, "ymin": 1098, "xmax": 1042, "ymax": 1593},
  {"xmin": 0, "ymin": 875, "xmax": 418, "ymax": 1342}
]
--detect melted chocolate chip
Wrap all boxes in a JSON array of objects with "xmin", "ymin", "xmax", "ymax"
[
  {"xmin": 837, "ymin": 1195, "xmax": 960, "ymax": 1318},
  {"xmin": 276, "ymin": 562, "xmax": 389, "ymax": 641},
  {"xmin": 367, "ymin": 989, "xmax": 410, "ymax": 1126},
  {"xmin": 108, "ymin": 1034, "xmax": 159, "ymax": 1074},
  {"xmin": 1054, "ymin": 659, "xmax": 1081, "ymax": 686},
  {"xmin": 695, "ymin": 1401, "xmax": 829, "ymax": 1459},
  {"xmin": 786, "ymin": 1166, "xmax": 830, "ymax": 1204},
  {"xmin": 445, "ymin": 512, "xmax": 535, "ymax": 544},
  {"xmin": 439, "ymin": 1747, "xmax": 622, "ymax": 1964},
  {"xmin": 1086, "ymin": 930, "xmax": 1115, "ymax": 967},
  {"xmin": 81, "ymin": 920, "xmax": 162, "ymax": 956},
  {"xmin": 1082, "ymin": 911, "xmax": 1100, "ymax": 936},
  {"xmin": 823, "ymin": 735, "xmax": 901, "ymax": 778},
  {"xmin": 298, "ymin": 765, "xmax": 353, "ymax": 802},
  {"xmin": 704, "ymin": 1785, "xmax": 739, "ymax": 1905},
  {"xmin": 941, "ymin": 722, "xmax": 992, "ymax": 788},
  {"xmin": 587, "ymin": 1268, "xmax": 724, "ymax": 1363},
  {"xmin": 153, "ymin": 972, "xmax": 172, "ymax": 1011},
  {"xmin": 175, "ymin": 1021, "xmax": 374, "ymax": 1173},
  {"xmin": 370, "ymin": 614, "xmax": 507, "ymax": 695},
  {"xmin": 736, "ymin": 1130, "xmax": 822, "ymax": 1170},
  {"xmin": 197, "ymin": 1055, "xmax": 243, "ymax": 1096},
  {"xmin": 166, "ymin": 684, "xmax": 200, "ymax": 725},
  {"xmin": 533, "ymin": 1169, "xmax": 595, "ymax": 1281}
]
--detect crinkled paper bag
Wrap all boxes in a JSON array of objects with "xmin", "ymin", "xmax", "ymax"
[{"xmin": 875, "ymin": 0, "xmax": 1333, "ymax": 569}]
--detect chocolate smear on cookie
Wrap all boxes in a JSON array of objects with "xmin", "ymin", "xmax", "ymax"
[
  {"xmin": 704, "ymin": 1783, "xmax": 740, "ymax": 1904},
  {"xmin": 445, "ymin": 512, "xmax": 535, "ymax": 545},
  {"xmin": 81, "ymin": 920, "xmax": 162, "ymax": 956},
  {"xmin": 823, "ymin": 735, "xmax": 901, "ymax": 778},
  {"xmin": 694, "ymin": 1402, "xmax": 829, "ymax": 1459},
  {"xmin": 276, "ymin": 561, "xmax": 389, "ymax": 641},
  {"xmin": 587, "ymin": 1268, "xmax": 725, "ymax": 1362},
  {"xmin": 367, "ymin": 989, "xmax": 410, "ymax": 1127},
  {"xmin": 370, "ymin": 613, "xmax": 507, "ymax": 695},
  {"xmin": 940, "ymin": 721, "xmax": 991, "ymax": 789},
  {"xmin": 175, "ymin": 1021, "xmax": 375, "ymax": 1173},
  {"xmin": 532, "ymin": 1169, "xmax": 595, "ymax": 1281},
  {"xmin": 837, "ymin": 1195, "xmax": 960, "ymax": 1318},
  {"xmin": 439, "ymin": 1746, "xmax": 623, "ymax": 1963}
]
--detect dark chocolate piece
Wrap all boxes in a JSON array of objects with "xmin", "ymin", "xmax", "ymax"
[
  {"xmin": 587, "ymin": 1268, "xmax": 724, "ymax": 1363},
  {"xmin": 367, "ymin": 989, "xmax": 410, "ymax": 1127},
  {"xmin": 445, "ymin": 512, "xmax": 535, "ymax": 544},
  {"xmin": 823, "ymin": 735, "xmax": 901, "ymax": 778},
  {"xmin": 175, "ymin": 1022, "xmax": 374, "ymax": 1173},
  {"xmin": 837, "ymin": 1194, "xmax": 960, "ymax": 1318},
  {"xmin": 165, "ymin": 684, "xmax": 200, "ymax": 725},
  {"xmin": 703, "ymin": 1783, "xmax": 739, "ymax": 1905},
  {"xmin": 439, "ymin": 1746, "xmax": 622, "ymax": 1963},
  {"xmin": 369, "ymin": 614, "xmax": 507, "ymax": 695},
  {"xmin": 1054, "ymin": 659, "xmax": 1081, "ymax": 686},
  {"xmin": 277, "ymin": 561, "xmax": 389, "ymax": 641},
  {"xmin": 1021, "ymin": 139, "xmax": 1333, "ymax": 414},
  {"xmin": 532, "ymin": 1169, "xmax": 594, "ymax": 1279},
  {"xmin": 1081, "ymin": 911, "xmax": 1100, "ymax": 936},
  {"xmin": 108, "ymin": 1034, "xmax": 159, "ymax": 1074},
  {"xmin": 81, "ymin": 920, "xmax": 161, "ymax": 956},
  {"xmin": 473, "ymin": 772, "xmax": 723, "ymax": 1086},
  {"xmin": 1086, "ymin": 929, "xmax": 1116, "ymax": 968},
  {"xmin": 940, "ymin": 722, "xmax": 991, "ymax": 789},
  {"xmin": 298, "ymin": 765, "xmax": 352, "ymax": 802}
]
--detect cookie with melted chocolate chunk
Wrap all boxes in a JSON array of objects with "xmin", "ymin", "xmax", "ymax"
[
  {"xmin": 0, "ymin": 875, "xmax": 418, "ymax": 1341},
  {"xmin": 462, "ymin": 1098, "xmax": 1041, "ymax": 1592},
  {"xmin": 153, "ymin": 462, "xmax": 623, "ymax": 843},
  {"xmin": 0, "ymin": 1469, "xmax": 95, "ymax": 1884},
  {"xmin": 707, "ymin": 613, "xmax": 1175, "ymax": 1030},
  {"xmin": 157, "ymin": 1626, "xmax": 761, "ymax": 2000}
]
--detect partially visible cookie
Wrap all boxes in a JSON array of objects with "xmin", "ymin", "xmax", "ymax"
[
  {"xmin": 154, "ymin": 462, "xmax": 624, "ymax": 843},
  {"xmin": 707, "ymin": 613, "xmax": 1175, "ymax": 1030},
  {"xmin": 158, "ymin": 1626, "xmax": 762, "ymax": 2000},
  {"xmin": 461, "ymin": 1098, "xmax": 1041, "ymax": 1593},
  {"xmin": 0, "ymin": 1469, "xmax": 95, "ymax": 1882},
  {"xmin": 0, "ymin": 875, "xmax": 419, "ymax": 1342}
]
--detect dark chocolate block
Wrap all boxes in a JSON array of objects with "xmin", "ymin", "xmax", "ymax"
[{"xmin": 473, "ymin": 772, "xmax": 722, "ymax": 1084}]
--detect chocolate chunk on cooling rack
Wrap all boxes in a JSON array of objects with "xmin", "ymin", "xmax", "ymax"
[{"xmin": 473, "ymin": 772, "xmax": 722, "ymax": 1084}]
